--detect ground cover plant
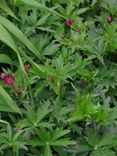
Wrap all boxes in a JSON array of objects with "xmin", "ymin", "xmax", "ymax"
[{"xmin": 0, "ymin": 0, "xmax": 117, "ymax": 155}]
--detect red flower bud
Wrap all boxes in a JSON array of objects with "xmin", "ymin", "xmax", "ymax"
[
  {"xmin": 66, "ymin": 19, "xmax": 75, "ymax": 27},
  {"xmin": 4, "ymin": 74, "xmax": 15, "ymax": 86},
  {"xmin": 107, "ymin": 15, "xmax": 112, "ymax": 24}
]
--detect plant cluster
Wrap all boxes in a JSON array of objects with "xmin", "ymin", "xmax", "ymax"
[{"xmin": 0, "ymin": 0, "xmax": 117, "ymax": 155}]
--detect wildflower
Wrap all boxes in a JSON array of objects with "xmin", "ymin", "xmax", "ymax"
[
  {"xmin": 4, "ymin": 74, "xmax": 15, "ymax": 86},
  {"xmin": 107, "ymin": 15, "xmax": 112, "ymax": 24},
  {"xmin": 24, "ymin": 64, "xmax": 30, "ymax": 72},
  {"xmin": 66, "ymin": 19, "xmax": 75, "ymax": 27},
  {"xmin": 0, "ymin": 73, "xmax": 6, "ymax": 79},
  {"xmin": 14, "ymin": 87, "xmax": 22, "ymax": 94}
]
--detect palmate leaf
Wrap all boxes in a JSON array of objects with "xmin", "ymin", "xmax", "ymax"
[
  {"xmin": 98, "ymin": 132, "xmax": 115, "ymax": 147},
  {"xmin": 36, "ymin": 13, "xmax": 51, "ymax": 26},
  {"xmin": 37, "ymin": 129, "xmax": 51, "ymax": 142},
  {"xmin": 90, "ymin": 149, "xmax": 116, "ymax": 156},
  {"xmin": 67, "ymin": 111, "xmax": 84, "ymax": 122},
  {"xmin": 30, "ymin": 128, "xmax": 75, "ymax": 147},
  {"xmin": 37, "ymin": 104, "xmax": 52, "ymax": 123},
  {"xmin": 30, "ymin": 128, "xmax": 75, "ymax": 156},
  {"xmin": 19, "ymin": 103, "xmax": 52, "ymax": 129},
  {"xmin": 0, "ymin": 123, "xmax": 27, "ymax": 155},
  {"xmin": 0, "ymin": 84, "xmax": 21, "ymax": 114},
  {"xmin": 51, "ymin": 128, "xmax": 70, "ymax": 141},
  {"xmin": 50, "ymin": 138, "xmax": 75, "ymax": 147},
  {"xmin": 68, "ymin": 94, "xmax": 99, "ymax": 122},
  {"xmin": 52, "ymin": 104, "xmax": 73, "ymax": 123}
]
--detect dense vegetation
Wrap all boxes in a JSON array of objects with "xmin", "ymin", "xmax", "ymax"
[{"xmin": 0, "ymin": 0, "xmax": 117, "ymax": 155}]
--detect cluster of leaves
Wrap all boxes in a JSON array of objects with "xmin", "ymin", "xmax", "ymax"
[{"xmin": 0, "ymin": 0, "xmax": 117, "ymax": 155}]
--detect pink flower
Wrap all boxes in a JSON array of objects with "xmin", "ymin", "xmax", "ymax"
[
  {"xmin": 0, "ymin": 73, "xmax": 6, "ymax": 79},
  {"xmin": 107, "ymin": 15, "xmax": 112, "ymax": 24},
  {"xmin": 4, "ymin": 74, "xmax": 15, "ymax": 86},
  {"xmin": 66, "ymin": 19, "xmax": 75, "ymax": 27},
  {"xmin": 24, "ymin": 64, "xmax": 30, "ymax": 72}
]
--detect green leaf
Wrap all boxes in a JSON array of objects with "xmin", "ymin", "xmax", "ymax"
[
  {"xmin": 44, "ymin": 144, "xmax": 52, "ymax": 156},
  {"xmin": 36, "ymin": 104, "xmax": 52, "ymax": 123},
  {"xmin": 50, "ymin": 138, "xmax": 75, "ymax": 147},
  {"xmin": 0, "ymin": 23, "xmax": 46, "ymax": 78},
  {"xmin": 67, "ymin": 111, "xmax": 84, "ymax": 122},
  {"xmin": 30, "ymin": 139, "xmax": 46, "ymax": 147},
  {"xmin": 19, "ymin": 0, "xmax": 66, "ymax": 19},
  {"xmin": 0, "ymin": 24, "xmax": 27, "ymax": 75},
  {"xmin": 0, "ymin": 84, "xmax": 21, "ymax": 114},
  {"xmin": 38, "ymin": 130, "xmax": 51, "ymax": 142},
  {"xmin": 51, "ymin": 128, "xmax": 70, "ymax": 141},
  {"xmin": 36, "ymin": 14, "xmax": 51, "ymax": 26},
  {"xmin": 0, "ymin": 0, "xmax": 18, "ymax": 19},
  {"xmin": 98, "ymin": 132, "xmax": 115, "ymax": 147},
  {"xmin": 34, "ymin": 81, "xmax": 47, "ymax": 97},
  {"xmin": 91, "ymin": 149, "xmax": 116, "ymax": 156},
  {"xmin": 77, "ymin": 7, "xmax": 89, "ymax": 15},
  {"xmin": 0, "ymin": 15, "xmax": 41, "ymax": 60},
  {"xmin": 0, "ymin": 54, "xmax": 12, "ymax": 64}
]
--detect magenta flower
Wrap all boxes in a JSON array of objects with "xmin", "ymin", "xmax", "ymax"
[
  {"xmin": 4, "ymin": 74, "xmax": 15, "ymax": 86},
  {"xmin": 0, "ymin": 73, "xmax": 6, "ymax": 79},
  {"xmin": 66, "ymin": 19, "xmax": 75, "ymax": 27}
]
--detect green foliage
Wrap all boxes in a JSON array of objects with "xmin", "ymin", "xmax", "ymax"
[
  {"xmin": 30, "ymin": 128, "xmax": 75, "ymax": 156},
  {"xmin": 0, "ymin": 0, "xmax": 117, "ymax": 155},
  {"xmin": 0, "ymin": 84, "xmax": 21, "ymax": 113},
  {"xmin": 68, "ymin": 94, "xmax": 99, "ymax": 123}
]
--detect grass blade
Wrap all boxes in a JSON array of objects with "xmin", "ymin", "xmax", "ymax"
[
  {"xmin": 0, "ymin": 54, "xmax": 12, "ymax": 64},
  {"xmin": 0, "ymin": 24, "xmax": 46, "ymax": 78},
  {"xmin": 0, "ymin": 84, "xmax": 22, "ymax": 114},
  {"xmin": 0, "ymin": 15, "xmax": 41, "ymax": 60},
  {"xmin": 0, "ymin": 0, "xmax": 18, "ymax": 19}
]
